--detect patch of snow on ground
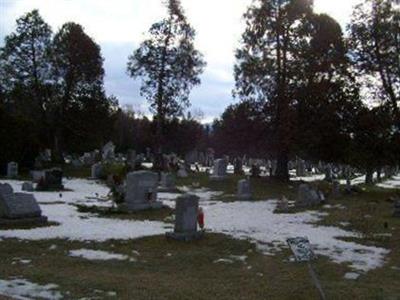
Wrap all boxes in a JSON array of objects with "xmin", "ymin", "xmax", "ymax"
[
  {"xmin": 205, "ymin": 200, "xmax": 389, "ymax": 272},
  {"xmin": 0, "ymin": 179, "xmax": 166, "ymax": 241},
  {"xmin": 344, "ymin": 272, "xmax": 360, "ymax": 280},
  {"xmin": 0, "ymin": 278, "xmax": 63, "ymax": 300},
  {"xmin": 69, "ymin": 249, "xmax": 130, "ymax": 261},
  {"xmin": 377, "ymin": 174, "xmax": 400, "ymax": 189}
]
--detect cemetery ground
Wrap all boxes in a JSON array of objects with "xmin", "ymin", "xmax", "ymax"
[{"xmin": 0, "ymin": 172, "xmax": 400, "ymax": 299}]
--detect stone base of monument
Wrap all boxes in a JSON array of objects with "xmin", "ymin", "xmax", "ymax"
[
  {"xmin": 165, "ymin": 230, "xmax": 204, "ymax": 241},
  {"xmin": 0, "ymin": 216, "xmax": 48, "ymax": 226},
  {"xmin": 118, "ymin": 201, "xmax": 163, "ymax": 212},
  {"xmin": 209, "ymin": 175, "xmax": 226, "ymax": 181}
]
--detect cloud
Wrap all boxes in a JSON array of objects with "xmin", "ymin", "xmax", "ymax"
[{"xmin": 1, "ymin": 0, "xmax": 360, "ymax": 119}]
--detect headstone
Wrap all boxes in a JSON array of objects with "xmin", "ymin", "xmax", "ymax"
[
  {"xmin": 166, "ymin": 194, "xmax": 204, "ymax": 241},
  {"xmin": 91, "ymin": 163, "xmax": 103, "ymax": 179},
  {"xmin": 393, "ymin": 200, "xmax": 400, "ymax": 218},
  {"xmin": 296, "ymin": 159, "xmax": 306, "ymax": 177},
  {"xmin": 122, "ymin": 171, "xmax": 163, "ymax": 211},
  {"xmin": 210, "ymin": 159, "xmax": 227, "ymax": 181},
  {"xmin": 31, "ymin": 170, "xmax": 45, "ymax": 183},
  {"xmin": 36, "ymin": 168, "xmax": 64, "ymax": 190},
  {"xmin": 0, "ymin": 183, "xmax": 47, "ymax": 224},
  {"xmin": 275, "ymin": 196, "xmax": 289, "ymax": 213},
  {"xmin": 102, "ymin": 141, "xmax": 115, "ymax": 160},
  {"xmin": 22, "ymin": 182, "xmax": 34, "ymax": 192},
  {"xmin": 324, "ymin": 165, "xmax": 333, "ymax": 182},
  {"xmin": 158, "ymin": 173, "xmax": 176, "ymax": 192},
  {"xmin": 7, "ymin": 162, "xmax": 18, "ymax": 178},
  {"xmin": 287, "ymin": 237, "xmax": 315, "ymax": 262},
  {"xmin": 177, "ymin": 165, "xmax": 188, "ymax": 178},
  {"xmin": 237, "ymin": 179, "xmax": 252, "ymax": 200},
  {"xmin": 71, "ymin": 158, "xmax": 83, "ymax": 168},
  {"xmin": 331, "ymin": 181, "xmax": 340, "ymax": 198},
  {"xmin": 296, "ymin": 184, "xmax": 324, "ymax": 207}
]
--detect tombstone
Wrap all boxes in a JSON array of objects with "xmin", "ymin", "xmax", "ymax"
[
  {"xmin": 237, "ymin": 179, "xmax": 252, "ymax": 200},
  {"xmin": 82, "ymin": 152, "xmax": 95, "ymax": 165},
  {"xmin": 7, "ymin": 162, "xmax": 18, "ymax": 178},
  {"xmin": 102, "ymin": 141, "xmax": 115, "ymax": 160},
  {"xmin": 331, "ymin": 181, "xmax": 341, "ymax": 198},
  {"xmin": 210, "ymin": 159, "xmax": 227, "ymax": 181},
  {"xmin": 296, "ymin": 184, "xmax": 325, "ymax": 207},
  {"xmin": 71, "ymin": 158, "xmax": 83, "ymax": 168},
  {"xmin": 324, "ymin": 165, "xmax": 333, "ymax": 182},
  {"xmin": 177, "ymin": 165, "xmax": 189, "ymax": 178},
  {"xmin": 91, "ymin": 163, "xmax": 103, "ymax": 179},
  {"xmin": 121, "ymin": 171, "xmax": 163, "ymax": 212},
  {"xmin": 296, "ymin": 159, "xmax": 306, "ymax": 177},
  {"xmin": 22, "ymin": 182, "xmax": 34, "ymax": 192},
  {"xmin": 0, "ymin": 183, "xmax": 47, "ymax": 225},
  {"xmin": 158, "ymin": 173, "xmax": 177, "ymax": 192},
  {"xmin": 166, "ymin": 194, "xmax": 204, "ymax": 241},
  {"xmin": 31, "ymin": 170, "xmax": 46, "ymax": 183},
  {"xmin": 234, "ymin": 158, "xmax": 243, "ymax": 175},
  {"xmin": 275, "ymin": 196, "xmax": 289, "ymax": 213},
  {"xmin": 36, "ymin": 168, "xmax": 64, "ymax": 191},
  {"xmin": 393, "ymin": 200, "xmax": 400, "ymax": 218}
]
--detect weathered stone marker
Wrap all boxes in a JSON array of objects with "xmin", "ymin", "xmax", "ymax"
[
  {"xmin": 22, "ymin": 182, "xmax": 34, "ymax": 192},
  {"xmin": 121, "ymin": 171, "xmax": 163, "ymax": 212},
  {"xmin": 91, "ymin": 163, "xmax": 103, "ymax": 179},
  {"xmin": 237, "ymin": 179, "xmax": 252, "ymax": 200},
  {"xmin": 393, "ymin": 200, "xmax": 400, "ymax": 218},
  {"xmin": 166, "ymin": 194, "xmax": 204, "ymax": 241},
  {"xmin": 158, "ymin": 172, "xmax": 177, "ymax": 192},
  {"xmin": 7, "ymin": 162, "xmax": 18, "ymax": 178},
  {"xmin": 36, "ymin": 168, "xmax": 64, "ymax": 190},
  {"xmin": 210, "ymin": 159, "xmax": 227, "ymax": 181},
  {"xmin": 296, "ymin": 184, "xmax": 325, "ymax": 207},
  {"xmin": 0, "ymin": 183, "xmax": 47, "ymax": 225}
]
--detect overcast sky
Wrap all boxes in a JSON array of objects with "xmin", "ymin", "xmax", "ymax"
[{"xmin": 0, "ymin": 0, "xmax": 361, "ymax": 122}]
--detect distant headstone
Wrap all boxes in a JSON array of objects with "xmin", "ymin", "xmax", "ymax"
[
  {"xmin": 324, "ymin": 165, "xmax": 333, "ymax": 182},
  {"xmin": 177, "ymin": 165, "xmax": 188, "ymax": 178},
  {"xmin": 22, "ymin": 182, "xmax": 34, "ymax": 192},
  {"xmin": 7, "ymin": 162, "xmax": 18, "ymax": 178},
  {"xmin": 36, "ymin": 168, "xmax": 64, "ymax": 191},
  {"xmin": 166, "ymin": 194, "xmax": 204, "ymax": 241},
  {"xmin": 296, "ymin": 159, "xmax": 306, "ymax": 177},
  {"xmin": 275, "ymin": 196, "xmax": 289, "ymax": 213},
  {"xmin": 0, "ymin": 183, "xmax": 47, "ymax": 225},
  {"xmin": 102, "ymin": 141, "xmax": 115, "ymax": 160},
  {"xmin": 158, "ymin": 173, "xmax": 176, "ymax": 192},
  {"xmin": 237, "ymin": 179, "xmax": 252, "ymax": 200},
  {"xmin": 296, "ymin": 184, "xmax": 325, "ymax": 207},
  {"xmin": 210, "ymin": 159, "xmax": 227, "ymax": 181},
  {"xmin": 121, "ymin": 171, "xmax": 162, "ymax": 211},
  {"xmin": 91, "ymin": 163, "xmax": 103, "ymax": 179},
  {"xmin": 287, "ymin": 237, "xmax": 315, "ymax": 262},
  {"xmin": 393, "ymin": 200, "xmax": 400, "ymax": 218}
]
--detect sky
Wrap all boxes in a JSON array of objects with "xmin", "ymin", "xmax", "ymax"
[{"xmin": 0, "ymin": 0, "xmax": 361, "ymax": 122}]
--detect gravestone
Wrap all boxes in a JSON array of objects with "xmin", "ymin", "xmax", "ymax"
[
  {"xmin": 296, "ymin": 184, "xmax": 325, "ymax": 207},
  {"xmin": 296, "ymin": 159, "xmax": 306, "ymax": 177},
  {"xmin": 324, "ymin": 165, "xmax": 333, "ymax": 182},
  {"xmin": 393, "ymin": 200, "xmax": 400, "ymax": 218},
  {"xmin": 22, "ymin": 182, "xmax": 34, "ymax": 192},
  {"xmin": 158, "ymin": 173, "xmax": 177, "ymax": 192},
  {"xmin": 91, "ymin": 163, "xmax": 103, "ymax": 179},
  {"xmin": 7, "ymin": 162, "xmax": 18, "ymax": 178},
  {"xmin": 210, "ymin": 159, "xmax": 227, "ymax": 181},
  {"xmin": 166, "ymin": 194, "xmax": 204, "ymax": 241},
  {"xmin": 121, "ymin": 171, "xmax": 163, "ymax": 212},
  {"xmin": 36, "ymin": 168, "xmax": 64, "ymax": 191},
  {"xmin": 275, "ymin": 196, "xmax": 289, "ymax": 213},
  {"xmin": 102, "ymin": 141, "xmax": 115, "ymax": 160},
  {"xmin": 0, "ymin": 183, "xmax": 47, "ymax": 225},
  {"xmin": 177, "ymin": 165, "xmax": 188, "ymax": 178},
  {"xmin": 237, "ymin": 179, "xmax": 252, "ymax": 200}
]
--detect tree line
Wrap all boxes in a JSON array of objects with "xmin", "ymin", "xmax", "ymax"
[{"xmin": 1, "ymin": 0, "xmax": 399, "ymax": 183}]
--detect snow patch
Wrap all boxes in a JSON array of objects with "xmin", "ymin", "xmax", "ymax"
[
  {"xmin": 69, "ymin": 249, "xmax": 130, "ymax": 261},
  {"xmin": 0, "ymin": 278, "xmax": 63, "ymax": 300}
]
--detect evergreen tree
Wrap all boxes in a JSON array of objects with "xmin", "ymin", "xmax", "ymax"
[{"xmin": 127, "ymin": 0, "xmax": 206, "ymax": 168}]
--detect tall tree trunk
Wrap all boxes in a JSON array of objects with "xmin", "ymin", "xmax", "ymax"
[{"xmin": 365, "ymin": 167, "xmax": 374, "ymax": 185}]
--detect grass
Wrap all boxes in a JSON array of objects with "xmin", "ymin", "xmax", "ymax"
[{"xmin": 0, "ymin": 172, "xmax": 400, "ymax": 299}]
